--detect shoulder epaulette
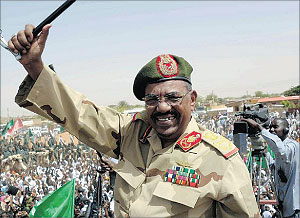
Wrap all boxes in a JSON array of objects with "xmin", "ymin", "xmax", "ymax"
[
  {"xmin": 132, "ymin": 110, "xmax": 147, "ymax": 122},
  {"xmin": 202, "ymin": 130, "xmax": 238, "ymax": 158}
]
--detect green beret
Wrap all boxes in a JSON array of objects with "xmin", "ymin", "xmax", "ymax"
[{"xmin": 133, "ymin": 54, "xmax": 193, "ymax": 101}]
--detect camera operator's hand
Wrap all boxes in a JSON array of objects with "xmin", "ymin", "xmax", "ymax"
[
  {"xmin": 241, "ymin": 118, "xmax": 264, "ymax": 132},
  {"xmin": 7, "ymin": 24, "xmax": 51, "ymax": 81}
]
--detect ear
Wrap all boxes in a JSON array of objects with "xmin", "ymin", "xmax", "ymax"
[{"xmin": 190, "ymin": 90, "xmax": 197, "ymax": 111}]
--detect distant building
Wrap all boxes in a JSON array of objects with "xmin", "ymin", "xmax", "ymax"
[
  {"xmin": 257, "ymin": 96, "xmax": 300, "ymax": 106},
  {"xmin": 225, "ymin": 96, "xmax": 300, "ymax": 113}
]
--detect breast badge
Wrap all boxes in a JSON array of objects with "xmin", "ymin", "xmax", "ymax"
[{"xmin": 164, "ymin": 166, "xmax": 200, "ymax": 188}]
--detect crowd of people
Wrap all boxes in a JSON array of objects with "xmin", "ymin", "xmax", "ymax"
[{"xmin": 0, "ymin": 131, "xmax": 115, "ymax": 218}]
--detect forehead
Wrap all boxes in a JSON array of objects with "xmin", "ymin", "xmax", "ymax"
[{"xmin": 145, "ymin": 80, "xmax": 187, "ymax": 94}]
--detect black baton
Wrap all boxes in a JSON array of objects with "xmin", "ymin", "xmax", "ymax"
[{"xmin": 33, "ymin": 0, "xmax": 76, "ymax": 37}]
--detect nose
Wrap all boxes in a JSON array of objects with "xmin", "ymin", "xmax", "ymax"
[{"xmin": 156, "ymin": 100, "xmax": 172, "ymax": 113}]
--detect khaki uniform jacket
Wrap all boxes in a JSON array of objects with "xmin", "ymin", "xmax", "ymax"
[{"xmin": 15, "ymin": 65, "xmax": 259, "ymax": 218}]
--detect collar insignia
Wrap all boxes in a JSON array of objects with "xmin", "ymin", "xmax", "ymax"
[
  {"xmin": 132, "ymin": 110, "xmax": 147, "ymax": 122},
  {"xmin": 177, "ymin": 131, "xmax": 202, "ymax": 152},
  {"xmin": 156, "ymin": 54, "xmax": 179, "ymax": 78}
]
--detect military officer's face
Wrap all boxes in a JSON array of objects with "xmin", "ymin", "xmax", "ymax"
[{"xmin": 145, "ymin": 80, "xmax": 197, "ymax": 143}]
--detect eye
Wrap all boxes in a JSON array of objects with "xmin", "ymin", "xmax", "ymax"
[
  {"xmin": 166, "ymin": 95, "xmax": 181, "ymax": 102},
  {"xmin": 144, "ymin": 96, "xmax": 159, "ymax": 106},
  {"xmin": 146, "ymin": 98, "xmax": 158, "ymax": 103}
]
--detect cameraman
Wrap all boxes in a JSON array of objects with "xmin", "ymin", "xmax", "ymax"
[{"xmin": 243, "ymin": 118, "xmax": 299, "ymax": 218}]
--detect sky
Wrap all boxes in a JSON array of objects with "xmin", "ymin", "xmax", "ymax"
[{"xmin": 1, "ymin": 1, "xmax": 299, "ymax": 118}]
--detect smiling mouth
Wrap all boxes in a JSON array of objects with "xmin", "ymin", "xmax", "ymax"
[
  {"xmin": 153, "ymin": 112, "xmax": 178, "ymax": 127},
  {"xmin": 151, "ymin": 110, "xmax": 179, "ymax": 127}
]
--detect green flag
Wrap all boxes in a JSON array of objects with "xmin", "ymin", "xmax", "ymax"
[
  {"xmin": 1, "ymin": 119, "xmax": 14, "ymax": 135},
  {"xmin": 28, "ymin": 129, "xmax": 34, "ymax": 138},
  {"xmin": 29, "ymin": 179, "xmax": 75, "ymax": 217},
  {"xmin": 25, "ymin": 129, "xmax": 34, "ymax": 144}
]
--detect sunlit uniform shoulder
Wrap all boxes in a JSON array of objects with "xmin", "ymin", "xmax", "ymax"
[{"xmin": 198, "ymin": 125, "xmax": 239, "ymax": 159}]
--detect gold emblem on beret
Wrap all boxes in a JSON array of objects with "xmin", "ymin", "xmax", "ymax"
[{"xmin": 157, "ymin": 54, "xmax": 179, "ymax": 77}]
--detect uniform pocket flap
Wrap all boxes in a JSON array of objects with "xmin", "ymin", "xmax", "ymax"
[
  {"xmin": 113, "ymin": 158, "xmax": 145, "ymax": 189},
  {"xmin": 153, "ymin": 181, "xmax": 200, "ymax": 208}
]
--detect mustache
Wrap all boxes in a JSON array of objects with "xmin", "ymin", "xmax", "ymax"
[{"xmin": 151, "ymin": 110, "xmax": 179, "ymax": 120}]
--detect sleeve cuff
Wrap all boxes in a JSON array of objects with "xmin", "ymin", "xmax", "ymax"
[{"xmin": 15, "ymin": 64, "xmax": 55, "ymax": 107}]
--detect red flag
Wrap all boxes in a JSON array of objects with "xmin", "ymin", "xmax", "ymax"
[{"xmin": 7, "ymin": 118, "xmax": 23, "ymax": 135}]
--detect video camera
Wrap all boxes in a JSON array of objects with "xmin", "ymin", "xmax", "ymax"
[
  {"xmin": 234, "ymin": 103, "xmax": 270, "ymax": 136},
  {"xmin": 234, "ymin": 103, "xmax": 270, "ymax": 151}
]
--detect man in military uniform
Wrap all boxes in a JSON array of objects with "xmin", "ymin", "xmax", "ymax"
[{"xmin": 8, "ymin": 24, "xmax": 259, "ymax": 217}]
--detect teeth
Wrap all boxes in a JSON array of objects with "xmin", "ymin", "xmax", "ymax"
[{"xmin": 157, "ymin": 117, "xmax": 175, "ymax": 121}]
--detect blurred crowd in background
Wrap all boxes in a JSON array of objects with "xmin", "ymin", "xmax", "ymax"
[{"xmin": 0, "ymin": 133, "xmax": 115, "ymax": 218}]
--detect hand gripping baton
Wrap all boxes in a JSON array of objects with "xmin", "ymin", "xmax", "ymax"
[{"xmin": 0, "ymin": 0, "xmax": 76, "ymax": 60}]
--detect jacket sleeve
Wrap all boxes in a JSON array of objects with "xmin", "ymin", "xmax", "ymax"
[
  {"xmin": 15, "ymin": 65, "xmax": 132, "ymax": 159},
  {"xmin": 261, "ymin": 129, "xmax": 295, "ymax": 162}
]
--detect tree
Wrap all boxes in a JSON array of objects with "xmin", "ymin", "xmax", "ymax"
[
  {"xmin": 255, "ymin": 91, "xmax": 265, "ymax": 97},
  {"xmin": 217, "ymin": 98, "xmax": 226, "ymax": 104},
  {"xmin": 281, "ymin": 100, "xmax": 291, "ymax": 108},
  {"xmin": 281, "ymin": 100, "xmax": 297, "ymax": 109},
  {"xmin": 108, "ymin": 101, "xmax": 144, "ymax": 112},
  {"xmin": 118, "ymin": 101, "xmax": 129, "ymax": 108},
  {"xmin": 205, "ymin": 93, "xmax": 218, "ymax": 103},
  {"xmin": 241, "ymin": 94, "xmax": 252, "ymax": 99},
  {"xmin": 254, "ymin": 91, "xmax": 280, "ymax": 98},
  {"xmin": 196, "ymin": 96, "xmax": 204, "ymax": 107},
  {"xmin": 283, "ymin": 85, "xmax": 300, "ymax": 96}
]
